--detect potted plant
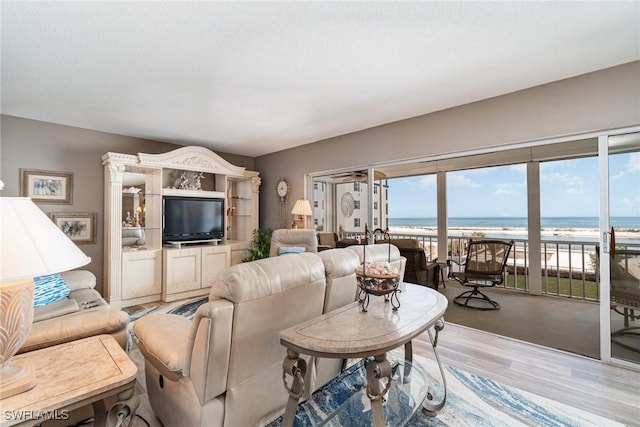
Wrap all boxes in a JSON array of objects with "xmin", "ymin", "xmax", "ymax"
[{"xmin": 242, "ymin": 228, "xmax": 273, "ymax": 262}]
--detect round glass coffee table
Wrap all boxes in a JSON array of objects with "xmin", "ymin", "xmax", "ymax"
[{"xmin": 279, "ymin": 283, "xmax": 448, "ymax": 427}]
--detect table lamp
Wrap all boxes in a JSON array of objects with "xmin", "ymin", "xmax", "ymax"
[
  {"xmin": 291, "ymin": 199, "xmax": 312, "ymax": 229},
  {"xmin": 1, "ymin": 194, "xmax": 91, "ymax": 398}
]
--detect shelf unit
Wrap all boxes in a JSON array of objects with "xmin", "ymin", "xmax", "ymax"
[{"xmin": 103, "ymin": 146, "xmax": 260, "ymax": 309}]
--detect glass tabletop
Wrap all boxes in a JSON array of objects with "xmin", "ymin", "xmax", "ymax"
[{"xmin": 317, "ymin": 359, "xmax": 435, "ymax": 427}]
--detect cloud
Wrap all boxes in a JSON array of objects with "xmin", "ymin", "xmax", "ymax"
[
  {"xmin": 510, "ymin": 164, "xmax": 527, "ymax": 174},
  {"xmin": 541, "ymin": 171, "xmax": 583, "ymax": 186},
  {"xmin": 619, "ymin": 196, "xmax": 640, "ymax": 211},
  {"xmin": 448, "ymin": 173, "xmax": 481, "ymax": 189},
  {"xmin": 419, "ymin": 175, "xmax": 436, "ymax": 188},
  {"xmin": 541, "ymin": 159, "xmax": 580, "ymax": 171},
  {"xmin": 494, "ymin": 183, "xmax": 513, "ymax": 196},
  {"xmin": 566, "ymin": 187, "xmax": 585, "ymax": 195},
  {"xmin": 611, "ymin": 152, "xmax": 640, "ymax": 180},
  {"xmin": 400, "ymin": 178, "xmax": 418, "ymax": 188}
]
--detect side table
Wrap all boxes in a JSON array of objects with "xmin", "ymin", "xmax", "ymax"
[{"xmin": 1, "ymin": 335, "xmax": 138, "ymax": 427}]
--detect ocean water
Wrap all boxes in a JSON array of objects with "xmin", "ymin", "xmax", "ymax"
[
  {"xmin": 388, "ymin": 217, "xmax": 639, "ymax": 243},
  {"xmin": 388, "ymin": 217, "xmax": 639, "ymax": 230}
]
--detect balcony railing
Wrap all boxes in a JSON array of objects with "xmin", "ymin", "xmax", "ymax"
[{"xmin": 386, "ymin": 231, "xmax": 639, "ymax": 302}]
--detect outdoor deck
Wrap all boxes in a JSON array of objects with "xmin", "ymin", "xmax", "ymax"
[{"xmin": 382, "ymin": 232, "xmax": 640, "ymax": 364}]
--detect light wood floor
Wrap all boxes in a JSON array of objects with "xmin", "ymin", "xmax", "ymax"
[{"xmin": 414, "ymin": 322, "xmax": 640, "ymax": 426}]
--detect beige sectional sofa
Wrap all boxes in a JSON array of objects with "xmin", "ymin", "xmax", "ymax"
[
  {"xmin": 133, "ymin": 248, "xmax": 362, "ymax": 427},
  {"xmin": 19, "ymin": 269, "xmax": 129, "ymax": 354}
]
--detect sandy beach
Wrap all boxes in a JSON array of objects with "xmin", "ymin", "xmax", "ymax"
[
  {"xmin": 388, "ymin": 226, "xmax": 639, "ymax": 241},
  {"xmin": 386, "ymin": 225, "xmax": 639, "ymax": 273}
]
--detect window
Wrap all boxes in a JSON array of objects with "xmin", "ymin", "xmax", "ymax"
[
  {"xmin": 354, "ymin": 200, "xmax": 360, "ymax": 210},
  {"xmin": 447, "ymin": 165, "xmax": 526, "ymax": 224},
  {"xmin": 354, "ymin": 182, "xmax": 361, "ymax": 192},
  {"xmin": 314, "ymin": 201, "xmax": 318, "ymax": 208},
  {"xmin": 374, "ymin": 201, "xmax": 378, "ymax": 210},
  {"xmin": 354, "ymin": 218, "xmax": 360, "ymax": 227},
  {"xmin": 387, "ymin": 174, "xmax": 437, "ymax": 229},
  {"xmin": 540, "ymin": 157, "xmax": 597, "ymax": 221}
]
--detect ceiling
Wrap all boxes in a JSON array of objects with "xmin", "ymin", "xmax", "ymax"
[{"xmin": 2, "ymin": 2, "xmax": 639, "ymax": 158}]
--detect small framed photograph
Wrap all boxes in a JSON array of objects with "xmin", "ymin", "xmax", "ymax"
[
  {"xmin": 21, "ymin": 169, "xmax": 73, "ymax": 204},
  {"xmin": 50, "ymin": 213, "xmax": 97, "ymax": 244}
]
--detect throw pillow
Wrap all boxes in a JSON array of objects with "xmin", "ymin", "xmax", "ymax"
[
  {"xmin": 33, "ymin": 273, "xmax": 71, "ymax": 307},
  {"xmin": 278, "ymin": 246, "xmax": 306, "ymax": 256}
]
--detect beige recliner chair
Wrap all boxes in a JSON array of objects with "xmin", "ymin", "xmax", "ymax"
[
  {"xmin": 269, "ymin": 228, "xmax": 318, "ymax": 257},
  {"xmin": 133, "ymin": 253, "xmax": 329, "ymax": 427}
]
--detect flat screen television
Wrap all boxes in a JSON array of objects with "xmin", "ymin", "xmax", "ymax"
[{"xmin": 162, "ymin": 196, "xmax": 225, "ymax": 243}]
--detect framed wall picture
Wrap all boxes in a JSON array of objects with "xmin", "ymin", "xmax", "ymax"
[
  {"xmin": 20, "ymin": 169, "xmax": 73, "ymax": 204},
  {"xmin": 49, "ymin": 213, "xmax": 97, "ymax": 244}
]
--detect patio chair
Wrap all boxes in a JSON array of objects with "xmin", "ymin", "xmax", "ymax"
[
  {"xmin": 376, "ymin": 238, "xmax": 441, "ymax": 290},
  {"xmin": 609, "ymin": 248, "xmax": 640, "ymax": 352},
  {"xmin": 317, "ymin": 232, "xmax": 339, "ymax": 251},
  {"xmin": 450, "ymin": 239, "xmax": 514, "ymax": 310}
]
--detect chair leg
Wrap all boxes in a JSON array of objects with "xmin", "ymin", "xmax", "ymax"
[
  {"xmin": 453, "ymin": 287, "xmax": 500, "ymax": 310},
  {"xmin": 611, "ymin": 326, "xmax": 640, "ymax": 353}
]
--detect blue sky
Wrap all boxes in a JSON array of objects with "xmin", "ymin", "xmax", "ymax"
[{"xmin": 387, "ymin": 152, "xmax": 639, "ymax": 218}]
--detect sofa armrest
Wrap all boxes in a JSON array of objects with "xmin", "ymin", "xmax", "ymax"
[
  {"xmin": 186, "ymin": 299, "xmax": 234, "ymax": 403},
  {"xmin": 134, "ymin": 313, "xmax": 192, "ymax": 381},
  {"xmin": 60, "ymin": 269, "xmax": 97, "ymax": 291},
  {"xmin": 20, "ymin": 310, "xmax": 129, "ymax": 353}
]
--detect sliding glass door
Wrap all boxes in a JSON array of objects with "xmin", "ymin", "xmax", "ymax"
[{"xmin": 600, "ymin": 131, "xmax": 640, "ymax": 367}]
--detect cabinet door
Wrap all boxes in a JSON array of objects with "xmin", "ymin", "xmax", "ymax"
[
  {"xmin": 163, "ymin": 247, "xmax": 202, "ymax": 295},
  {"xmin": 122, "ymin": 250, "xmax": 162, "ymax": 300},
  {"xmin": 201, "ymin": 246, "xmax": 230, "ymax": 288}
]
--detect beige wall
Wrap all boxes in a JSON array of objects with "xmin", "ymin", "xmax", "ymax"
[
  {"xmin": 2, "ymin": 61, "xmax": 639, "ymax": 291},
  {"xmin": 255, "ymin": 61, "xmax": 640, "ymax": 230},
  {"xmin": 0, "ymin": 116, "xmax": 255, "ymax": 294}
]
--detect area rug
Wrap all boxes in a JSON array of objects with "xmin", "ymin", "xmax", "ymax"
[
  {"xmin": 127, "ymin": 298, "xmax": 623, "ymax": 427},
  {"xmin": 267, "ymin": 355, "xmax": 622, "ymax": 427}
]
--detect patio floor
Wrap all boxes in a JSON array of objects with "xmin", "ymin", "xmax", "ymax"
[{"xmin": 439, "ymin": 280, "xmax": 640, "ymax": 364}]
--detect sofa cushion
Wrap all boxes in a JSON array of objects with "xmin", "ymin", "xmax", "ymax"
[
  {"xmin": 278, "ymin": 246, "xmax": 305, "ymax": 256},
  {"xmin": 33, "ymin": 273, "xmax": 71, "ymax": 307},
  {"xmin": 33, "ymin": 298, "xmax": 79, "ymax": 322}
]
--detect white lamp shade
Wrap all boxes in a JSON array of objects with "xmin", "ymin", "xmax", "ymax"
[
  {"xmin": 1, "ymin": 197, "xmax": 91, "ymax": 282},
  {"xmin": 291, "ymin": 199, "xmax": 312, "ymax": 216}
]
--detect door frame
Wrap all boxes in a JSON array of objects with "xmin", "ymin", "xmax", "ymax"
[{"xmin": 598, "ymin": 126, "xmax": 640, "ymax": 369}]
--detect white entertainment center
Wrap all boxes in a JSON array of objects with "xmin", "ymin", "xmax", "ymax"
[{"xmin": 103, "ymin": 146, "xmax": 260, "ymax": 309}]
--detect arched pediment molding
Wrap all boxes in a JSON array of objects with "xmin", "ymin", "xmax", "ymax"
[{"xmin": 137, "ymin": 146, "xmax": 245, "ymax": 176}]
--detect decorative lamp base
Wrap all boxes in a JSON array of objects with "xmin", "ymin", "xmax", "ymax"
[
  {"xmin": 0, "ymin": 361, "xmax": 37, "ymax": 398},
  {"xmin": 0, "ymin": 278, "xmax": 37, "ymax": 398}
]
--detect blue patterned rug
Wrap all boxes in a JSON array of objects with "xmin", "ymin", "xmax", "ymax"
[
  {"xmin": 267, "ymin": 356, "xmax": 622, "ymax": 427},
  {"xmin": 127, "ymin": 298, "xmax": 623, "ymax": 427}
]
